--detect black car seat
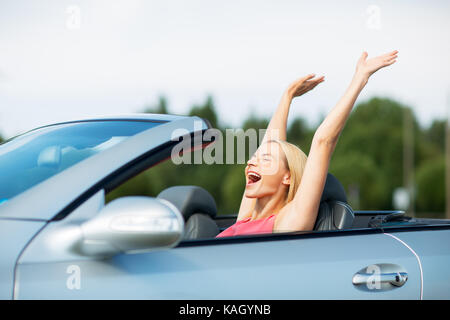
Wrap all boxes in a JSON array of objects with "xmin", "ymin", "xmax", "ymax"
[
  {"xmin": 313, "ymin": 173, "xmax": 354, "ymax": 230},
  {"xmin": 157, "ymin": 186, "xmax": 220, "ymax": 240}
]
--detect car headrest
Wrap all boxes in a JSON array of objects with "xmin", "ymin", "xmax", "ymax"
[
  {"xmin": 37, "ymin": 145, "xmax": 61, "ymax": 169},
  {"xmin": 314, "ymin": 173, "xmax": 354, "ymax": 231},
  {"xmin": 320, "ymin": 173, "xmax": 347, "ymax": 203},
  {"xmin": 157, "ymin": 185, "xmax": 217, "ymax": 221}
]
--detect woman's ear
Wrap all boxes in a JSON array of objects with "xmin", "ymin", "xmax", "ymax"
[{"xmin": 282, "ymin": 172, "xmax": 291, "ymax": 186}]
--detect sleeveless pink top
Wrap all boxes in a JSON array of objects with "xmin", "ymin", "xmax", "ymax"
[{"xmin": 216, "ymin": 214, "xmax": 276, "ymax": 238}]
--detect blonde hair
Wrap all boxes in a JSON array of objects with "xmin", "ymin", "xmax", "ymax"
[{"xmin": 267, "ymin": 139, "xmax": 308, "ymax": 204}]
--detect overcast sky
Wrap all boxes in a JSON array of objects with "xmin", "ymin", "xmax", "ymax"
[{"xmin": 0, "ymin": 0, "xmax": 449, "ymax": 138}]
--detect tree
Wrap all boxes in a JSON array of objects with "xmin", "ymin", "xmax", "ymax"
[
  {"xmin": 330, "ymin": 97, "xmax": 417, "ymax": 210},
  {"xmin": 424, "ymin": 119, "xmax": 446, "ymax": 151},
  {"xmin": 287, "ymin": 117, "xmax": 314, "ymax": 154},
  {"xmin": 242, "ymin": 113, "xmax": 269, "ymax": 132},
  {"xmin": 142, "ymin": 96, "xmax": 169, "ymax": 114},
  {"xmin": 415, "ymin": 156, "xmax": 445, "ymax": 215},
  {"xmin": 188, "ymin": 95, "xmax": 219, "ymax": 129}
]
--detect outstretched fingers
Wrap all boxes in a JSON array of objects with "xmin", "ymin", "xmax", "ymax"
[
  {"xmin": 289, "ymin": 74, "xmax": 325, "ymax": 97},
  {"xmin": 306, "ymin": 75, "xmax": 325, "ymax": 88},
  {"xmin": 385, "ymin": 50, "xmax": 399, "ymax": 56},
  {"xmin": 310, "ymin": 76, "xmax": 325, "ymax": 87},
  {"xmin": 303, "ymin": 73, "xmax": 316, "ymax": 81},
  {"xmin": 293, "ymin": 74, "xmax": 324, "ymax": 88},
  {"xmin": 385, "ymin": 58, "xmax": 397, "ymax": 66},
  {"xmin": 383, "ymin": 50, "xmax": 398, "ymax": 60},
  {"xmin": 383, "ymin": 51, "xmax": 398, "ymax": 65}
]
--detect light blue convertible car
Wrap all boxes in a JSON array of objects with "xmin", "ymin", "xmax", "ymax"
[{"xmin": 0, "ymin": 114, "xmax": 449, "ymax": 300}]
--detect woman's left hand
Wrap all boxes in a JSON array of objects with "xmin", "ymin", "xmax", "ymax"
[{"xmin": 355, "ymin": 50, "xmax": 398, "ymax": 81}]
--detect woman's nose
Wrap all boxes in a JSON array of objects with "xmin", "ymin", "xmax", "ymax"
[{"xmin": 247, "ymin": 155, "xmax": 257, "ymax": 166}]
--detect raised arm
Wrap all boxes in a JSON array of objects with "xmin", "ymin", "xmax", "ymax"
[
  {"xmin": 260, "ymin": 74, "xmax": 325, "ymax": 144},
  {"xmin": 275, "ymin": 50, "xmax": 398, "ymax": 231},
  {"xmin": 237, "ymin": 74, "xmax": 324, "ymax": 221}
]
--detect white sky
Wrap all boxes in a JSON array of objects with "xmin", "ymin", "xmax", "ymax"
[{"xmin": 0, "ymin": 0, "xmax": 449, "ymax": 138}]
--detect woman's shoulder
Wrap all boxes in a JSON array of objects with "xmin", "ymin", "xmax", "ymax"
[{"xmin": 273, "ymin": 201, "xmax": 294, "ymax": 229}]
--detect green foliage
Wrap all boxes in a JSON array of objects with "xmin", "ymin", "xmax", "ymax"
[
  {"xmin": 287, "ymin": 117, "xmax": 314, "ymax": 154},
  {"xmin": 221, "ymin": 164, "xmax": 246, "ymax": 213},
  {"xmin": 415, "ymin": 156, "xmax": 446, "ymax": 214},
  {"xmin": 104, "ymin": 95, "xmax": 446, "ymax": 216},
  {"xmin": 142, "ymin": 96, "xmax": 169, "ymax": 114},
  {"xmin": 330, "ymin": 152, "xmax": 386, "ymax": 210},
  {"xmin": 189, "ymin": 95, "xmax": 219, "ymax": 129},
  {"xmin": 330, "ymin": 97, "xmax": 409, "ymax": 209},
  {"xmin": 416, "ymin": 119, "xmax": 446, "ymax": 166},
  {"xmin": 242, "ymin": 113, "xmax": 269, "ymax": 132},
  {"xmin": 424, "ymin": 119, "xmax": 446, "ymax": 151}
]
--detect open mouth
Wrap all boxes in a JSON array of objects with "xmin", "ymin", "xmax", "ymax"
[{"xmin": 247, "ymin": 171, "xmax": 261, "ymax": 185}]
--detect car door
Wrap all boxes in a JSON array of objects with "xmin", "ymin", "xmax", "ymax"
[
  {"xmin": 15, "ymin": 191, "xmax": 421, "ymax": 299},
  {"xmin": 381, "ymin": 227, "xmax": 450, "ymax": 299}
]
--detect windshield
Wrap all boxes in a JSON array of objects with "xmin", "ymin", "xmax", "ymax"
[{"xmin": 0, "ymin": 120, "xmax": 165, "ymax": 204}]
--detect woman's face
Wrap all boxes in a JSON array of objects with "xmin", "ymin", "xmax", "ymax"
[{"xmin": 244, "ymin": 141, "xmax": 290, "ymax": 199}]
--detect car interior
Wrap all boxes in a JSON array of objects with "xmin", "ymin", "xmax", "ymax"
[
  {"xmin": 157, "ymin": 173, "xmax": 357, "ymax": 240},
  {"xmin": 156, "ymin": 172, "xmax": 450, "ymax": 241}
]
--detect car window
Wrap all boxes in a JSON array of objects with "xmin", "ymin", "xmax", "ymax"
[{"xmin": 0, "ymin": 120, "xmax": 164, "ymax": 204}]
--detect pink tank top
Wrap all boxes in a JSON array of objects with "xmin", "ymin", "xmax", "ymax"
[{"xmin": 216, "ymin": 214, "xmax": 276, "ymax": 238}]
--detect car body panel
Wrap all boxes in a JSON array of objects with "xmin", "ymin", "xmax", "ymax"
[
  {"xmin": 0, "ymin": 219, "xmax": 46, "ymax": 299},
  {"xmin": 16, "ymin": 226, "xmax": 421, "ymax": 299},
  {"xmin": 384, "ymin": 229, "xmax": 450, "ymax": 299}
]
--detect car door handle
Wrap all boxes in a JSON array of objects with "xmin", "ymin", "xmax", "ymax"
[
  {"xmin": 352, "ymin": 264, "xmax": 408, "ymax": 291},
  {"xmin": 353, "ymin": 271, "xmax": 408, "ymax": 287}
]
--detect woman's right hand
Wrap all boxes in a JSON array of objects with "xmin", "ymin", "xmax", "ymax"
[{"xmin": 285, "ymin": 74, "xmax": 325, "ymax": 99}]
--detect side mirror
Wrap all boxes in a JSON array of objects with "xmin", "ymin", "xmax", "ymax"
[{"xmin": 77, "ymin": 196, "xmax": 184, "ymax": 257}]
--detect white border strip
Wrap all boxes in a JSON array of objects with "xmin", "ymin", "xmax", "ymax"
[{"xmin": 384, "ymin": 232, "xmax": 424, "ymax": 300}]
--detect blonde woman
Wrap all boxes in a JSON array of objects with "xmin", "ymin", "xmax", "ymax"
[{"xmin": 216, "ymin": 50, "xmax": 398, "ymax": 237}]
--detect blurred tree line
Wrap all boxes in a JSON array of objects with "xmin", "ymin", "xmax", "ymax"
[{"xmin": 104, "ymin": 95, "xmax": 446, "ymax": 217}]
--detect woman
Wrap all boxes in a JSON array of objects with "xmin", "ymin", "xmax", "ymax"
[{"xmin": 216, "ymin": 50, "xmax": 398, "ymax": 237}]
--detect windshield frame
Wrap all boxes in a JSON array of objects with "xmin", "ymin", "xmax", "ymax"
[{"xmin": 0, "ymin": 118, "xmax": 168, "ymax": 146}]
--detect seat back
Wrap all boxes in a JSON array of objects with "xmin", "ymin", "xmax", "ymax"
[
  {"xmin": 183, "ymin": 213, "xmax": 220, "ymax": 240},
  {"xmin": 157, "ymin": 185, "xmax": 217, "ymax": 221},
  {"xmin": 313, "ymin": 174, "xmax": 354, "ymax": 231},
  {"xmin": 157, "ymin": 185, "xmax": 219, "ymax": 239}
]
